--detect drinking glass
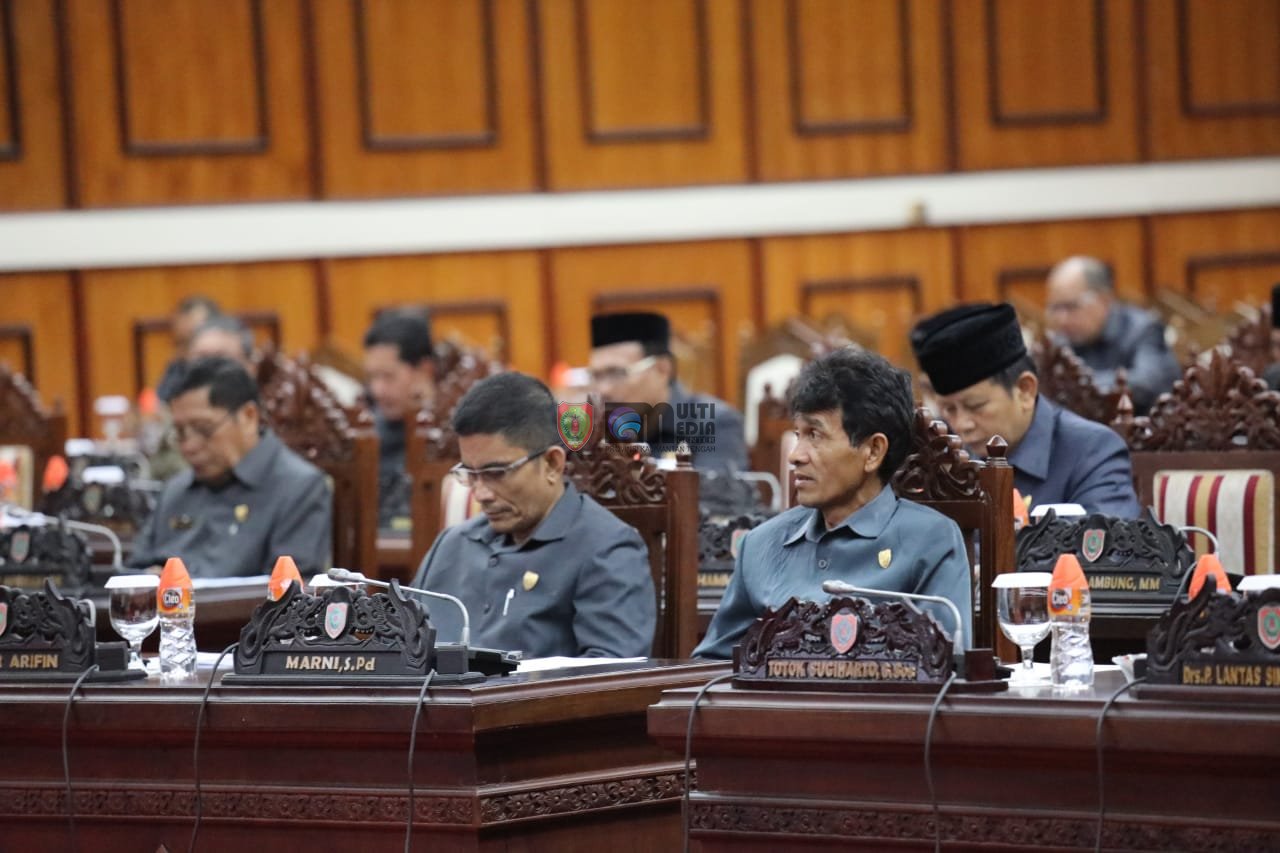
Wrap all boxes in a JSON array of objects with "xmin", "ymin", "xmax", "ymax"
[
  {"xmin": 106, "ymin": 574, "xmax": 160, "ymax": 670},
  {"xmin": 992, "ymin": 572, "xmax": 1053, "ymax": 671}
]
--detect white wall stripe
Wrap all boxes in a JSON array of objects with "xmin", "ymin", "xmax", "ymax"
[{"xmin": 1, "ymin": 158, "xmax": 1278, "ymax": 273}]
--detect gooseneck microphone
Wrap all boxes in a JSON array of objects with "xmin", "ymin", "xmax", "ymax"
[
  {"xmin": 327, "ymin": 567, "xmax": 471, "ymax": 647},
  {"xmin": 820, "ymin": 579, "xmax": 965, "ymax": 653}
]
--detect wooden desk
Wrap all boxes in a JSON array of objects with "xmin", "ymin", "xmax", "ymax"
[
  {"xmin": 649, "ymin": 671, "xmax": 1280, "ymax": 851},
  {"xmin": 0, "ymin": 659, "xmax": 725, "ymax": 851}
]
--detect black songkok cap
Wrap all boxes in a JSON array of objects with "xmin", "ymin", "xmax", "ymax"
[
  {"xmin": 1272, "ymin": 283, "xmax": 1279, "ymax": 329},
  {"xmin": 910, "ymin": 302, "xmax": 1027, "ymax": 395},
  {"xmin": 590, "ymin": 312, "xmax": 671, "ymax": 352}
]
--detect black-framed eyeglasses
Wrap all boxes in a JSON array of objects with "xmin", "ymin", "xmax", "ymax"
[
  {"xmin": 449, "ymin": 447, "xmax": 551, "ymax": 487},
  {"xmin": 171, "ymin": 410, "xmax": 235, "ymax": 444}
]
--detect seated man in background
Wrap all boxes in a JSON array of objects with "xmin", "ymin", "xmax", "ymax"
[
  {"xmin": 129, "ymin": 357, "xmax": 332, "ymax": 577},
  {"xmin": 156, "ymin": 295, "xmax": 222, "ymax": 404},
  {"xmin": 911, "ymin": 302, "xmax": 1141, "ymax": 518},
  {"xmin": 694, "ymin": 348, "xmax": 971, "ymax": 659},
  {"xmin": 363, "ymin": 312, "xmax": 435, "ymax": 530},
  {"xmin": 187, "ymin": 315, "xmax": 256, "ymax": 370},
  {"xmin": 589, "ymin": 311, "xmax": 747, "ymax": 474},
  {"xmin": 1044, "ymin": 256, "xmax": 1180, "ymax": 413},
  {"xmin": 412, "ymin": 372, "xmax": 655, "ymax": 659}
]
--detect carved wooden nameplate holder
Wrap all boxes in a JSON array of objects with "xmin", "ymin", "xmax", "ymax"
[
  {"xmin": 0, "ymin": 580, "xmax": 133, "ymax": 680},
  {"xmin": 227, "ymin": 581, "xmax": 518, "ymax": 686},
  {"xmin": 1141, "ymin": 581, "xmax": 1280, "ymax": 699},
  {"xmin": 696, "ymin": 513, "xmax": 768, "ymax": 597},
  {"xmin": 0, "ymin": 522, "xmax": 93, "ymax": 594},
  {"xmin": 1016, "ymin": 509, "xmax": 1194, "ymax": 603},
  {"xmin": 734, "ymin": 596, "xmax": 1005, "ymax": 694}
]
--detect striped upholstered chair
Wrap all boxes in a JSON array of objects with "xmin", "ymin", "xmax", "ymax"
[{"xmin": 1113, "ymin": 347, "xmax": 1280, "ymax": 577}]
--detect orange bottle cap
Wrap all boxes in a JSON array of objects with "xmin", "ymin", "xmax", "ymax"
[
  {"xmin": 157, "ymin": 557, "xmax": 193, "ymax": 615},
  {"xmin": 268, "ymin": 555, "xmax": 303, "ymax": 601},
  {"xmin": 1187, "ymin": 553, "xmax": 1231, "ymax": 598},
  {"xmin": 43, "ymin": 455, "xmax": 69, "ymax": 492},
  {"xmin": 1049, "ymin": 553, "xmax": 1089, "ymax": 591}
]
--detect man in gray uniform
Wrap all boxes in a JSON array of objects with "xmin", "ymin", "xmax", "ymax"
[
  {"xmin": 411, "ymin": 372, "xmax": 655, "ymax": 658},
  {"xmin": 1045, "ymin": 256, "xmax": 1180, "ymax": 413},
  {"xmin": 589, "ymin": 312, "xmax": 748, "ymax": 474},
  {"xmin": 912, "ymin": 302, "xmax": 1141, "ymax": 518},
  {"xmin": 695, "ymin": 348, "xmax": 971, "ymax": 660},
  {"xmin": 129, "ymin": 357, "xmax": 332, "ymax": 577}
]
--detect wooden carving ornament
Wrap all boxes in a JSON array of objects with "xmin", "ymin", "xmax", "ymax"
[{"xmin": 891, "ymin": 409, "xmax": 984, "ymax": 501}]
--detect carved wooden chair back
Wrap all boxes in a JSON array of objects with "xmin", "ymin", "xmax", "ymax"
[
  {"xmin": 256, "ymin": 348, "xmax": 379, "ymax": 575},
  {"xmin": 1032, "ymin": 333, "xmax": 1127, "ymax": 425},
  {"xmin": 1222, "ymin": 302, "xmax": 1274, "ymax": 377},
  {"xmin": 1152, "ymin": 289, "xmax": 1236, "ymax": 367},
  {"xmin": 1112, "ymin": 347, "xmax": 1280, "ymax": 576},
  {"xmin": 405, "ymin": 349, "xmax": 504, "ymax": 567},
  {"xmin": 891, "ymin": 409, "xmax": 1016, "ymax": 657},
  {"xmin": 564, "ymin": 439, "xmax": 701, "ymax": 659},
  {"xmin": 0, "ymin": 365, "xmax": 66, "ymax": 509}
]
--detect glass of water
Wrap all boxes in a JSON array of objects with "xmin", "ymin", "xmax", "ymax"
[
  {"xmin": 993, "ymin": 572, "xmax": 1053, "ymax": 671},
  {"xmin": 106, "ymin": 574, "xmax": 160, "ymax": 670}
]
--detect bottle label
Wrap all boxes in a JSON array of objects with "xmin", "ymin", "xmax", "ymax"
[
  {"xmin": 158, "ymin": 585, "xmax": 192, "ymax": 616},
  {"xmin": 1049, "ymin": 586, "xmax": 1090, "ymax": 618}
]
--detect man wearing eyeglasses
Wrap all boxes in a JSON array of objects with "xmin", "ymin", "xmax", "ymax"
[
  {"xmin": 1044, "ymin": 256, "xmax": 1179, "ymax": 414},
  {"xmin": 129, "ymin": 357, "xmax": 333, "ymax": 577},
  {"xmin": 410, "ymin": 372, "xmax": 655, "ymax": 658},
  {"xmin": 589, "ymin": 312, "xmax": 748, "ymax": 474}
]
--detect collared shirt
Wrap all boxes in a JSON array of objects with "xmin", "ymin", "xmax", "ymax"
[
  {"xmin": 648, "ymin": 383, "xmax": 748, "ymax": 475},
  {"xmin": 693, "ymin": 483, "xmax": 972, "ymax": 660},
  {"xmin": 129, "ymin": 430, "xmax": 333, "ymax": 577},
  {"xmin": 1068, "ymin": 302, "xmax": 1180, "ymax": 413},
  {"xmin": 1009, "ymin": 396, "xmax": 1141, "ymax": 518},
  {"xmin": 411, "ymin": 481, "xmax": 655, "ymax": 658}
]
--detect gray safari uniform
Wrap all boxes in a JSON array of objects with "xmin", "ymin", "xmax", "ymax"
[
  {"xmin": 129, "ymin": 430, "xmax": 333, "ymax": 577},
  {"xmin": 411, "ymin": 481, "xmax": 656, "ymax": 658},
  {"xmin": 1009, "ymin": 396, "xmax": 1141, "ymax": 518},
  {"xmin": 694, "ymin": 483, "xmax": 972, "ymax": 660}
]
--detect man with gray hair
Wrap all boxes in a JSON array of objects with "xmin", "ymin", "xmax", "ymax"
[{"xmin": 1045, "ymin": 256, "xmax": 1180, "ymax": 413}]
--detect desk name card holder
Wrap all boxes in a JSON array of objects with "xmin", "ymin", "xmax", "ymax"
[
  {"xmin": 733, "ymin": 596, "xmax": 1005, "ymax": 694},
  {"xmin": 1016, "ymin": 508, "xmax": 1193, "ymax": 603},
  {"xmin": 1140, "ymin": 581, "xmax": 1280, "ymax": 698},
  {"xmin": 0, "ymin": 521, "xmax": 93, "ymax": 594},
  {"xmin": 226, "ymin": 579, "xmax": 517, "ymax": 686},
  {"xmin": 0, "ymin": 579, "xmax": 133, "ymax": 681}
]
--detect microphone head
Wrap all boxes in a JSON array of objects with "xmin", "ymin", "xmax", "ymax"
[
  {"xmin": 822, "ymin": 580, "xmax": 857, "ymax": 595},
  {"xmin": 327, "ymin": 567, "xmax": 365, "ymax": 581}
]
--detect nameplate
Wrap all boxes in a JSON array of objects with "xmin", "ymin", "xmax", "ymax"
[
  {"xmin": 0, "ymin": 580, "xmax": 97, "ymax": 675},
  {"xmin": 697, "ymin": 570, "xmax": 732, "ymax": 591},
  {"xmin": 234, "ymin": 581, "xmax": 436, "ymax": 679},
  {"xmin": 1146, "ymin": 582, "xmax": 1280, "ymax": 690},
  {"xmin": 1017, "ymin": 510, "xmax": 1192, "ymax": 601},
  {"xmin": 734, "ymin": 596, "xmax": 954, "ymax": 692}
]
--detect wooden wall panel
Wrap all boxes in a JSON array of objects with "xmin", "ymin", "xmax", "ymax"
[
  {"xmin": 1146, "ymin": 0, "xmax": 1280, "ymax": 160},
  {"xmin": 956, "ymin": 218, "xmax": 1147, "ymax": 309},
  {"xmin": 951, "ymin": 0, "xmax": 1140, "ymax": 169},
  {"xmin": 64, "ymin": 0, "xmax": 311, "ymax": 207},
  {"xmin": 549, "ymin": 241, "xmax": 754, "ymax": 404},
  {"xmin": 0, "ymin": 0, "xmax": 66, "ymax": 209},
  {"xmin": 0, "ymin": 272, "xmax": 78, "ymax": 429},
  {"xmin": 323, "ymin": 252, "xmax": 545, "ymax": 377},
  {"xmin": 79, "ymin": 262, "xmax": 320, "ymax": 407},
  {"xmin": 312, "ymin": 0, "xmax": 538, "ymax": 198},
  {"xmin": 750, "ymin": 0, "xmax": 947, "ymax": 181},
  {"xmin": 1148, "ymin": 208, "xmax": 1280, "ymax": 311},
  {"xmin": 760, "ymin": 229, "xmax": 955, "ymax": 367},
  {"xmin": 538, "ymin": 0, "xmax": 747, "ymax": 189}
]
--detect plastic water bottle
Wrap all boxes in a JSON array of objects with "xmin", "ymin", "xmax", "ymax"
[
  {"xmin": 157, "ymin": 557, "xmax": 197, "ymax": 681},
  {"xmin": 1048, "ymin": 553, "xmax": 1093, "ymax": 690}
]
